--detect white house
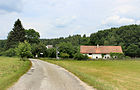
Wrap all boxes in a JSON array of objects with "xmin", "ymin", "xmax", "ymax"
[
  {"xmin": 80, "ymin": 45, "xmax": 123, "ymax": 59},
  {"xmin": 46, "ymin": 45, "xmax": 53, "ymax": 49}
]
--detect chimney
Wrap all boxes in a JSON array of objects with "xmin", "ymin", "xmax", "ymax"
[{"xmin": 97, "ymin": 44, "xmax": 99, "ymax": 48}]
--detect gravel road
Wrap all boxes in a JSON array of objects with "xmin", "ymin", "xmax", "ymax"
[{"xmin": 9, "ymin": 59, "xmax": 93, "ymax": 90}]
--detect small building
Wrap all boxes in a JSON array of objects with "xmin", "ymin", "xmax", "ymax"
[
  {"xmin": 80, "ymin": 45, "xmax": 123, "ymax": 59},
  {"xmin": 46, "ymin": 45, "xmax": 53, "ymax": 49}
]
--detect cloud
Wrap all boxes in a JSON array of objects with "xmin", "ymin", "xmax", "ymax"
[
  {"xmin": 54, "ymin": 16, "xmax": 77, "ymax": 28},
  {"xmin": 102, "ymin": 15, "xmax": 136, "ymax": 26},
  {"xmin": 116, "ymin": 0, "xmax": 132, "ymax": 3},
  {"xmin": 113, "ymin": 5, "xmax": 136, "ymax": 15},
  {"xmin": 1, "ymin": 0, "xmax": 140, "ymax": 39},
  {"xmin": 136, "ymin": 20, "xmax": 140, "ymax": 25},
  {"xmin": 0, "ymin": 0, "xmax": 23, "ymax": 13}
]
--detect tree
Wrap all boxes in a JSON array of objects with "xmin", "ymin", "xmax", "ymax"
[
  {"xmin": 0, "ymin": 40, "xmax": 6, "ymax": 51},
  {"xmin": 126, "ymin": 44, "xmax": 139, "ymax": 57},
  {"xmin": 47, "ymin": 48, "xmax": 56, "ymax": 58},
  {"xmin": 6, "ymin": 19, "xmax": 25, "ymax": 49},
  {"xmin": 33, "ymin": 43, "xmax": 47, "ymax": 57},
  {"xmin": 57, "ymin": 42, "xmax": 76, "ymax": 58},
  {"xmin": 16, "ymin": 41, "xmax": 32, "ymax": 60},
  {"xmin": 25, "ymin": 29, "xmax": 40, "ymax": 44}
]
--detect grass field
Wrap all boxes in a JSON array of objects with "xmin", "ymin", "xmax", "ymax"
[
  {"xmin": 41, "ymin": 58, "xmax": 140, "ymax": 90},
  {"xmin": 0, "ymin": 57, "xmax": 31, "ymax": 90}
]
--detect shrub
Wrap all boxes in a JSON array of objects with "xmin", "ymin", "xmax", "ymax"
[
  {"xmin": 110, "ymin": 52, "xmax": 125, "ymax": 59},
  {"xmin": 47, "ymin": 48, "xmax": 56, "ymax": 58},
  {"xmin": 125, "ymin": 56, "xmax": 131, "ymax": 59},
  {"xmin": 2, "ymin": 48, "xmax": 16, "ymax": 57},
  {"xmin": 74, "ymin": 53, "xmax": 88, "ymax": 60},
  {"xmin": 16, "ymin": 41, "xmax": 32, "ymax": 60},
  {"xmin": 60, "ymin": 53, "xmax": 70, "ymax": 58}
]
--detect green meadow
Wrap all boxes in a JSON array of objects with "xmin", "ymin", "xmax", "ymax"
[
  {"xmin": 0, "ymin": 57, "xmax": 31, "ymax": 90},
  {"xmin": 41, "ymin": 58, "xmax": 140, "ymax": 90}
]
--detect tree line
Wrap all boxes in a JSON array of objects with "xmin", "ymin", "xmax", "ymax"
[
  {"xmin": 41, "ymin": 25, "xmax": 140, "ymax": 57},
  {"xmin": 0, "ymin": 19, "xmax": 140, "ymax": 59}
]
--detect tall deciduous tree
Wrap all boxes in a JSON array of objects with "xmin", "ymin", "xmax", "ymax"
[
  {"xmin": 6, "ymin": 19, "xmax": 25, "ymax": 49},
  {"xmin": 25, "ymin": 29, "xmax": 40, "ymax": 44}
]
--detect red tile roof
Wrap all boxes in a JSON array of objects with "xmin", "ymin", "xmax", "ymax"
[{"xmin": 80, "ymin": 45, "xmax": 123, "ymax": 54}]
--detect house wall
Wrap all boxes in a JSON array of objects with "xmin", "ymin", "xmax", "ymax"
[
  {"xmin": 86, "ymin": 54, "xmax": 111, "ymax": 59},
  {"xmin": 103, "ymin": 54, "xmax": 111, "ymax": 59},
  {"xmin": 86, "ymin": 54, "xmax": 92, "ymax": 58},
  {"xmin": 92, "ymin": 54, "xmax": 102, "ymax": 59},
  {"xmin": 86, "ymin": 54, "xmax": 102, "ymax": 59}
]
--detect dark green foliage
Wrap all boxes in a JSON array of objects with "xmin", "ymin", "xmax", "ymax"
[
  {"xmin": 0, "ymin": 48, "xmax": 16, "ymax": 57},
  {"xmin": 33, "ymin": 43, "xmax": 47, "ymax": 57},
  {"xmin": 3, "ymin": 48, "xmax": 16, "ymax": 57},
  {"xmin": 40, "ymin": 34, "xmax": 89, "ymax": 46},
  {"xmin": 25, "ymin": 29, "xmax": 40, "ymax": 44},
  {"xmin": 126, "ymin": 44, "xmax": 140, "ymax": 57},
  {"xmin": 74, "ymin": 53, "xmax": 88, "ymax": 60},
  {"xmin": 6, "ymin": 19, "xmax": 26, "ymax": 49},
  {"xmin": 90, "ymin": 25, "xmax": 140, "ymax": 57},
  {"xmin": 2, "ymin": 22, "xmax": 140, "ymax": 58},
  {"xmin": 60, "ymin": 53, "xmax": 70, "ymax": 58},
  {"xmin": 101, "ymin": 54, "xmax": 106, "ymax": 58},
  {"xmin": 47, "ymin": 48, "xmax": 56, "ymax": 58},
  {"xmin": 110, "ymin": 52, "xmax": 125, "ymax": 59},
  {"xmin": 57, "ymin": 42, "xmax": 76, "ymax": 58},
  {"xmin": 0, "ymin": 40, "xmax": 6, "ymax": 50}
]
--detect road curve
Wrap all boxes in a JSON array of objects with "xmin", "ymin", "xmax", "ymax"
[{"xmin": 9, "ymin": 59, "xmax": 94, "ymax": 90}]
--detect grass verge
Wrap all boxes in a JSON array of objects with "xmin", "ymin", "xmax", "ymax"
[
  {"xmin": 41, "ymin": 58, "xmax": 140, "ymax": 90},
  {"xmin": 0, "ymin": 57, "xmax": 31, "ymax": 90}
]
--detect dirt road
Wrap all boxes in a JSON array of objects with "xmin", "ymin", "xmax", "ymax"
[{"xmin": 9, "ymin": 59, "xmax": 93, "ymax": 90}]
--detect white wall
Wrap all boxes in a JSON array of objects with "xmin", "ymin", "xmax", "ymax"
[
  {"xmin": 86, "ymin": 54, "xmax": 111, "ymax": 59},
  {"xmin": 92, "ymin": 54, "xmax": 102, "ymax": 59},
  {"xmin": 87, "ymin": 54, "xmax": 93, "ymax": 58},
  {"xmin": 103, "ymin": 54, "xmax": 111, "ymax": 59}
]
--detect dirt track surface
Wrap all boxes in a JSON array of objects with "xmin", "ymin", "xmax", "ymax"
[{"xmin": 9, "ymin": 59, "xmax": 93, "ymax": 90}]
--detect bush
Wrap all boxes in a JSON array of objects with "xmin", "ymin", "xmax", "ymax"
[
  {"xmin": 47, "ymin": 48, "xmax": 56, "ymax": 58},
  {"xmin": 74, "ymin": 53, "xmax": 88, "ymax": 60},
  {"xmin": 0, "ymin": 52, "xmax": 4, "ymax": 56},
  {"xmin": 125, "ymin": 56, "xmax": 131, "ymax": 59},
  {"xmin": 16, "ymin": 41, "xmax": 32, "ymax": 60},
  {"xmin": 110, "ymin": 52, "xmax": 125, "ymax": 59},
  {"xmin": 60, "ymin": 53, "xmax": 70, "ymax": 58},
  {"xmin": 2, "ymin": 48, "xmax": 16, "ymax": 57},
  {"xmin": 57, "ymin": 42, "xmax": 76, "ymax": 58}
]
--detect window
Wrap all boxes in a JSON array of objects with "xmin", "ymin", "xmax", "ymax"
[{"xmin": 89, "ymin": 53, "xmax": 92, "ymax": 55}]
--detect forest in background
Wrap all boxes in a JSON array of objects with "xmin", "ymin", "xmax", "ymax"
[
  {"xmin": 0, "ymin": 19, "xmax": 140, "ymax": 58},
  {"xmin": 41, "ymin": 24, "xmax": 140, "ymax": 57}
]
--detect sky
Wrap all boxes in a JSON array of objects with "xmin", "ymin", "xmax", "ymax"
[{"xmin": 0, "ymin": 0, "xmax": 140, "ymax": 39}]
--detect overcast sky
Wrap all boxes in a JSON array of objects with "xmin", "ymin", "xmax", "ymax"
[{"xmin": 0, "ymin": 0, "xmax": 140, "ymax": 39}]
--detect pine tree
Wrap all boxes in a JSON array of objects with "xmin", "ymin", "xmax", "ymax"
[{"xmin": 6, "ymin": 19, "xmax": 25, "ymax": 49}]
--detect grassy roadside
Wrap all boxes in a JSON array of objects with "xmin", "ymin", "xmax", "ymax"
[
  {"xmin": 41, "ymin": 58, "xmax": 140, "ymax": 90},
  {"xmin": 0, "ymin": 57, "xmax": 31, "ymax": 90}
]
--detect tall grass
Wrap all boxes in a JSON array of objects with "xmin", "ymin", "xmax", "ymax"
[
  {"xmin": 41, "ymin": 58, "xmax": 140, "ymax": 90},
  {"xmin": 0, "ymin": 57, "xmax": 31, "ymax": 90}
]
